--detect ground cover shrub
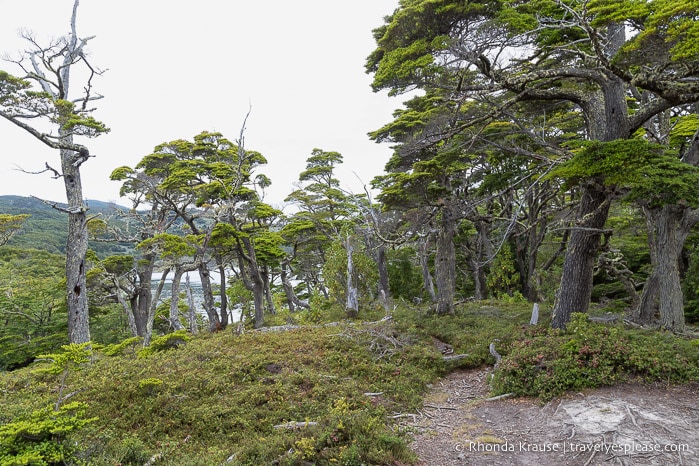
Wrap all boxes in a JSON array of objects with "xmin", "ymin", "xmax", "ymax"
[
  {"xmin": 491, "ymin": 313, "xmax": 699, "ymax": 401},
  {"xmin": 0, "ymin": 321, "xmax": 443, "ymax": 465}
]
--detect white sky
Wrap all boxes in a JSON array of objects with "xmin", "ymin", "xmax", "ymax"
[{"xmin": 0, "ymin": 0, "xmax": 401, "ymax": 209}]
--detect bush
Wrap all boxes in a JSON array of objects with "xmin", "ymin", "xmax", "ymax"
[
  {"xmin": 492, "ymin": 313, "xmax": 699, "ymax": 401},
  {"xmin": 0, "ymin": 402, "xmax": 97, "ymax": 465}
]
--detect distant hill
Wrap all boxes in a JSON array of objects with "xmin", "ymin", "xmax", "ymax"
[{"xmin": 0, "ymin": 195, "xmax": 133, "ymax": 258}]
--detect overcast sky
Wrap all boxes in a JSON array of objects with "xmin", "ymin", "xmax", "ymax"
[{"xmin": 0, "ymin": 0, "xmax": 401, "ymax": 209}]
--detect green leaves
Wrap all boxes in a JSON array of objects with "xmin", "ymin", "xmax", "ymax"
[
  {"xmin": 0, "ymin": 402, "xmax": 97, "ymax": 465},
  {"xmin": 550, "ymin": 138, "xmax": 699, "ymax": 208}
]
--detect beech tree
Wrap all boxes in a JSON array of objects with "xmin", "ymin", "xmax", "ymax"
[
  {"xmin": 0, "ymin": 0, "xmax": 108, "ymax": 343},
  {"xmin": 366, "ymin": 0, "xmax": 699, "ymax": 327},
  {"xmin": 113, "ymin": 131, "xmax": 275, "ymax": 330},
  {"xmin": 0, "ymin": 214, "xmax": 29, "ymax": 246}
]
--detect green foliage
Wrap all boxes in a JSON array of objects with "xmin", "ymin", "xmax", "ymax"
[
  {"xmin": 0, "ymin": 247, "xmax": 67, "ymax": 370},
  {"xmin": 551, "ymin": 139, "xmax": 699, "ymax": 207},
  {"xmin": 0, "ymin": 402, "xmax": 97, "ymax": 465},
  {"xmin": 0, "ymin": 196, "xmax": 132, "ymax": 257},
  {"xmin": 1, "ymin": 300, "xmax": 697, "ymax": 464},
  {"xmin": 492, "ymin": 313, "xmax": 699, "ymax": 401},
  {"xmin": 682, "ymin": 232, "xmax": 699, "ymax": 324},
  {"xmin": 322, "ymin": 236, "xmax": 378, "ymax": 310},
  {"xmin": 34, "ymin": 342, "xmax": 92, "ymax": 376},
  {"xmin": 0, "ymin": 214, "xmax": 29, "ymax": 247},
  {"xmin": 52, "ymin": 99, "xmax": 109, "ymax": 137},
  {"xmin": 137, "ymin": 330, "xmax": 191, "ymax": 358},
  {"xmin": 101, "ymin": 337, "xmax": 143, "ymax": 357},
  {"xmin": 386, "ymin": 247, "xmax": 424, "ymax": 301},
  {"xmin": 486, "ymin": 242, "xmax": 520, "ymax": 299}
]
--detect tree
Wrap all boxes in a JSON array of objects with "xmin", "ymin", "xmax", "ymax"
[
  {"xmin": 0, "ymin": 214, "xmax": 29, "ymax": 246},
  {"xmin": 113, "ymin": 131, "xmax": 274, "ymax": 330},
  {"xmin": 284, "ymin": 149, "xmax": 357, "ymax": 306},
  {"xmin": 366, "ymin": 0, "xmax": 699, "ymax": 326},
  {"xmin": 0, "ymin": 0, "xmax": 109, "ymax": 343},
  {"xmin": 631, "ymin": 114, "xmax": 699, "ymax": 332}
]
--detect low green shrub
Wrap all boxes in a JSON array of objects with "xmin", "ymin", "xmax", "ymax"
[
  {"xmin": 137, "ymin": 330, "xmax": 190, "ymax": 358},
  {"xmin": 0, "ymin": 402, "xmax": 97, "ymax": 465},
  {"xmin": 492, "ymin": 313, "xmax": 699, "ymax": 400}
]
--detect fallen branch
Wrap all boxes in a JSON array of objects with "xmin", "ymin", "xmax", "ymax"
[
  {"xmin": 484, "ymin": 393, "xmax": 513, "ymax": 401},
  {"xmin": 273, "ymin": 421, "xmax": 319, "ymax": 430},
  {"xmin": 443, "ymin": 353, "xmax": 468, "ymax": 362},
  {"xmin": 424, "ymin": 404, "xmax": 458, "ymax": 410}
]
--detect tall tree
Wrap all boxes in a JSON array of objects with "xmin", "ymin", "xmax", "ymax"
[
  {"xmin": 0, "ymin": 0, "xmax": 108, "ymax": 343},
  {"xmin": 366, "ymin": 0, "xmax": 699, "ymax": 327}
]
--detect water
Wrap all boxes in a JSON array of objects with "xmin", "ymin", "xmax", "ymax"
[{"xmin": 151, "ymin": 271, "xmax": 242, "ymax": 324}]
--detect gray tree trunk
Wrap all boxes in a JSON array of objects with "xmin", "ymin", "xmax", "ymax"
[
  {"xmin": 281, "ymin": 259, "xmax": 310, "ymax": 311},
  {"xmin": 434, "ymin": 206, "xmax": 456, "ymax": 315},
  {"xmin": 418, "ymin": 237, "xmax": 437, "ymax": 303},
  {"xmin": 61, "ymin": 139, "xmax": 91, "ymax": 344},
  {"xmin": 168, "ymin": 268, "xmax": 186, "ymax": 331},
  {"xmin": 552, "ymin": 23, "xmax": 629, "ymax": 328},
  {"xmin": 198, "ymin": 262, "xmax": 220, "ymax": 331},
  {"xmin": 185, "ymin": 273, "xmax": 199, "ymax": 334},
  {"xmin": 376, "ymin": 246, "xmax": 391, "ymax": 312},
  {"xmin": 633, "ymin": 205, "xmax": 699, "ymax": 332},
  {"xmin": 552, "ymin": 183, "xmax": 612, "ymax": 328},
  {"xmin": 217, "ymin": 262, "xmax": 228, "ymax": 329},
  {"xmin": 345, "ymin": 235, "xmax": 359, "ymax": 318}
]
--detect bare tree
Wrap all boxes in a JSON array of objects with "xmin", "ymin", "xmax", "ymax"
[{"xmin": 0, "ymin": 0, "xmax": 107, "ymax": 343}]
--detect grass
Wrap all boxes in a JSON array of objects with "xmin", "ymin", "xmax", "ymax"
[{"xmin": 1, "ymin": 300, "xmax": 698, "ymax": 464}]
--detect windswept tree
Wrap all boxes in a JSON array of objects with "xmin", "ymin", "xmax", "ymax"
[
  {"xmin": 0, "ymin": 0, "xmax": 109, "ymax": 343},
  {"xmin": 366, "ymin": 0, "xmax": 699, "ymax": 327},
  {"xmin": 112, "ymin": 131, "xmax": 274, "ymax": 330}
]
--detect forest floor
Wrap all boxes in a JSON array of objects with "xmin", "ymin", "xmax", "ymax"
[{"xmin": 404, "ymin": 367, "xmax": 699, "ymax": 466}]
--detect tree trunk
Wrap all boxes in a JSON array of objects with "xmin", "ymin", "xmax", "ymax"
[
  {"xmin": 552, "ymin": 22, "xmax": 629, "ymax": 328},
  {"xmin": 198, "ymin": 262, "xmax": 220, "ymax": 332},
  {"xmin": 185, "ymin": 272, "xmax": 199, "ymax": 334},
  {"xmin": 552, "ymin": 184, "xmax": 611, "ymax": 328},
  {"xmin": 115, "ymin": 287, "xmax": 138, "ymax": 337},
  {"xmin": 376, "ymin": 245, "xmax": 391, "ymax": 312},
  {"xmin": 61, "ymin": 144, "xmax": 91, "ymax": 344},
  {"xmin": 262, "ymin": 267, "xmax": 276, "ymax": 314},
  {"xmin": 418, "ymin": 237, "xmax": 437, "ymax": 303},
  {"xmin": 217, "ymin": 260, "xmax": 228, "ymax": 330},
  {"xmin": 145, "ymin": 268, "xmax": 169, "ymax": 346},
  {"xmin": 633, "ymin": 205, "xmax": 699, "ymax": 332},
  {"xmin": 345, "ymin": 235, "xmax": 359, "ymax": 318},
  {"xmin": 168, "ymin": 268, "xmax": 186, "ymax": 331},
  {"xmin": 240, "ymin": 238, "xmax": 265, "ymax": 328},
  {"xmin": 434, "ymin": 206, "xmax": 456, "ymax": 315},
  {"xmin": 281, "ymin": 259, "xmax": 310, "ymax": 311},
  {"xmin": 132, "ymin": 255, "xmax": 155, "ymax": 338}
]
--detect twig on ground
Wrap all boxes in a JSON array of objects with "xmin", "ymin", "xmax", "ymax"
[{"xmin": 484, "ymin": 393, "xmax": 513, "ymax": 401}]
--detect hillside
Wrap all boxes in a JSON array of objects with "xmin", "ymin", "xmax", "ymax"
[
  {"xmin": 0, "ymin": 195, "xmax": 132, "ymax": 257},
  {"xmin": 1, "ymin": 303, "xmax": 698, "ymax": 465}
]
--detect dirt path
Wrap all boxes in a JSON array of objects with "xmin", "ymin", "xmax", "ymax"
[{"xmin": 402, "ymin": 368, "xmax": 699, "ymax": 465}]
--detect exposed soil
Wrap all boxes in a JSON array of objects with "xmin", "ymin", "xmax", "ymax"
[{"xmin": 402, "ymin": 368, "xmax": 699, "ymax": 466}]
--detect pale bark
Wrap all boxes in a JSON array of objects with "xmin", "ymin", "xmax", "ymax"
[
  {"xmin": 168, "ymin": 268, "xmax": 186, "ymax": 331},
  {"xmin": 418, "ymin": 237, "xmax": 437, "ymax": 303},
  {"xmin": 434, "ymin": 206, "xmax": 456, "ymax": 315},
  {"xmin": 633, "ymin": 205, "xmax": 699, "ymax": 332},
  {"xmin": 345, "ymin": 235, "xmax": 359, "ymax": 318},
  {"xmin": 185, "ymin": 273, "xmax": 199, "ymax": 335},
  {"xmin": 281, "ymin": 259, "xmax": 310, "ymax": 311},
  {"xmin": 198, "ymin": 263, "xmax": 219, "ymax": 331},
  {"xmin": 217, "ymin": 261, "xmax": 228, "ymax": 329}
]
